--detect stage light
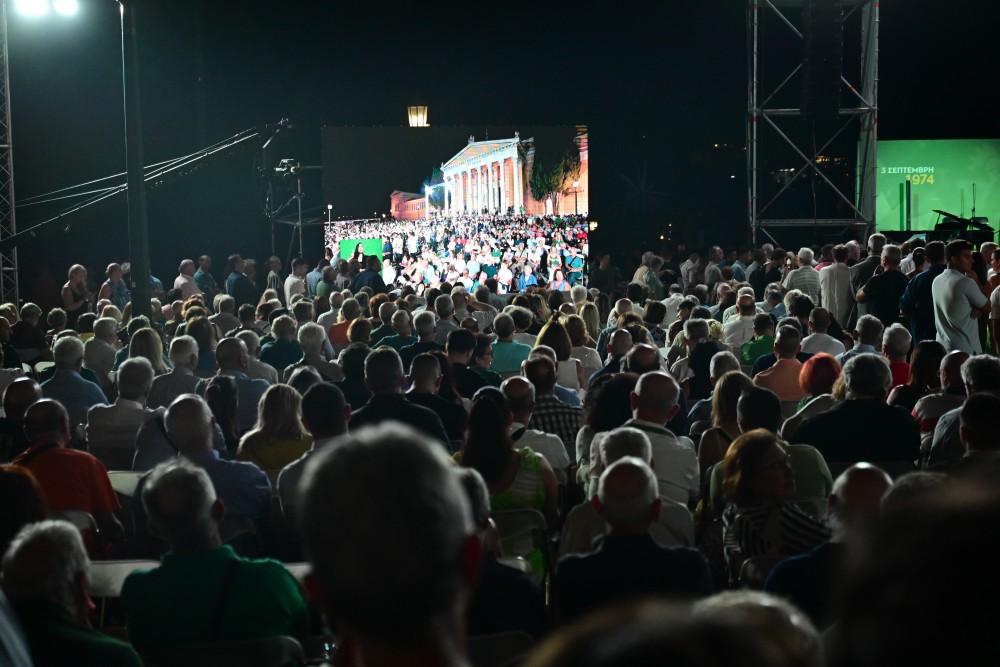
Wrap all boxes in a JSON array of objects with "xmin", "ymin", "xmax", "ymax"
[
  {"xmin": 53, "ymin": 0, "xmax": 78, "ymax": 15},
  {"xmin": 407, "ymin": 105, "xmax": 429, "ymax": 128},
  {"xmin": 14, "ymin": 0, "xmax": 49, "ymax": 17}
]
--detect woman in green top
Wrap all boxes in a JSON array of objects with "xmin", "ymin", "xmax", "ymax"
[{"xmin": 458, "ymin": 388, "xmax": 558, "ymax": 574}]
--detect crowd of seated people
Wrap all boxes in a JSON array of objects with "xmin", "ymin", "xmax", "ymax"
[{"xmin": 0, "ymin": 234, "xmax": 998, "ymax": 665}]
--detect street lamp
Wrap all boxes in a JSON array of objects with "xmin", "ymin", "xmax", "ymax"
[
  {"xmin": 407, "ymin": 105, "xmax": 428, "ymax": 128},
  {"xmin": 7, "ymin": 0, "xmax": 151, "ymax": 317},
  {"xmin": 572, "ymin": 180, "xmax": 579, "ymax": 215}
]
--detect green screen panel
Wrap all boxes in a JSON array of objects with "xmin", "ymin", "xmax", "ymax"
[
  {"xmin": 338, "ymin": 238, "xmax": 385, "ymax": 262},
  {"xmin": 876, "ymin": 139, "xmax": 1000, "ymax": 232}
]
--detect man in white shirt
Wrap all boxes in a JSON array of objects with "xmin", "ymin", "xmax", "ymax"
[
  {"xmin": 284, "ymin": 257, "xmax": 309, "ymax": 306},
  {"xmin": 86, "ymin": 357, "xmax": 165, "ymax": 470},
  {"xmin": 933, "ymin": 239, "xmax": 990, "ymax": 355},
  {"xmin": 660, "ymin": 284, "xmax": 685, "ymax": 328},
  {"xmin": 801, "ymin": 307, "xmax": 846, "ymax": 357},
  {"xmin": 619, "ymin": 372, "xmax": 699, "ymax": 507},
  {"xmin": 819, "ymin": 244, "xmax": 855, "ymax": 326},
  {"xmin": 173, "ymin": 259, "xmax": 202, "ymax": 300},
  {"xmin": 722, "ymin": 294, "xmax": 757, "ymax": 349},
  {"xmin": 317, "ymin": 292, "xmax": 344, "ymax": 330},
  {"xmin": 502, "ymin": 377, "xmax": 571, "ymax": 484},
  {"xmin": 147, "ymin": 335, "xmax": 200, "ymax": 409},
  {"xmin": 235, "ymin": 330, "xmax": 280, "ymax": 385}
]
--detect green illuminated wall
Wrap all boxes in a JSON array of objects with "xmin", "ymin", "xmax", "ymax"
[{"xmin": 876, "ymin": 139, "xmax": 1000, "ymax": 232}]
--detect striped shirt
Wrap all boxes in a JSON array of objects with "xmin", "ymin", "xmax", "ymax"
[{"xmin": 782, "ymin": 265, "xmax": 821, "ymax": 305}]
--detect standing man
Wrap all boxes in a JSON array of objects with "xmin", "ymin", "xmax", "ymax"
[
  {"xmin": 850, "ymin": 233, "xmax": 886, "ymax": 321},
  {"xmin": 174, "ymin": 259, "xmax": 202, "ymax": 300},
  {"xmin": 900, "ymin": 240, "xmax": 946, "ymax": 344},
  {"xmin": 819, "ymin": 244, "xmax": 855, "ymax": 327},
  {"xmin": 266, "ymin": 256, "xmax": 284, "ymax": 301},
  {"xmin": 193, "ymin": 255, "xmax": 218, "ymax": 302},
  {"xmin": 855, "ymin": 244, "xmax": 910, "ymax": 328},
  {"xmin": 589, "ymin": 254, "xmax": 622, "ymax": 297},
  {"xmin": 224, "ymin": 254, "xmax": 258, "ymax": 310},
  {"xmin": 283, "ymin": 257, "xmax": 309, "ymax": 306},
  {"xmin": 782, "ymin": 248, "xmax": 821, "ymax": 305},
  {"xmin": 933, "ymin": 239, "xmax": 991, "ymax": 354}
]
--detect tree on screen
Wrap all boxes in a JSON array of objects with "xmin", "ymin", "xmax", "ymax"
[
  {"xmin": 528, "ymin": 128, "xmax": 583, "ymax": 214},
  {"xmin": 424, "ymin": 167, "xmax": 445, "ymax": 210}
]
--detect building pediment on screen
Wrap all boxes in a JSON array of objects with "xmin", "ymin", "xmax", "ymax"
[{"xmin": 441, "ymin": 138, "xmax": 523, "ymax": 170}]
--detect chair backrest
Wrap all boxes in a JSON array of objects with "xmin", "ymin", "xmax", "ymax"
[
  {"xmin": 140, "ymin": 635, "xmax": 305, "ymax": 667},
  {"xmin": 90, "ymin": 559, "xmax": 160, "ymax": 598},
  {"xmin": 48, "ymin": 509, "xmax": 98, "ymax": 533},
  {"xmin": 738, "ymin": 554, "xmax": 787, "ymax": 590},
  {"xmin": 496, "ymin": 556, "xmax": 531, "ymax": 574},
  {"xmin": 466, "ymin": 632, "xmax": 534, "ymax": 667},
  {"xmin": 491, "ymin": 509, "xmax": 546, "ymax": 544},
  {"xmin": 108, "ymin": 471, "xmax": 143, "ymax": 498}
]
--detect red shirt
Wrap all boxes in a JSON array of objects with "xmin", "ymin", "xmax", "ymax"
[{"xmin": 13, "ymin": 439, "xmax": 119, "ymax": 516}]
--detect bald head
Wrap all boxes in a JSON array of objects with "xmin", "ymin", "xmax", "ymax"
[
  {"xmin": 941, "ymin": 350, "xmax": 970, "ymax": 389},
  {"xmin": 23, "ymin": 399, "xmax": 70, "ymax": 445},
  {"xmin": 609, "ymin": 329, "xmax": 633, "ymax": 356},
  {"xmin": 624, "ymin": 343, "xmax": 661, "ymax": 375},
  {"xmin": 214, "ymin": 337, "xmax": 248, "ymax": 371},
  {"xmin": 2, "ymin": 377, "xmax": 42, "ymax": 423},
  {"xmin": 596, "ymin": 457, "xmax": 660, "ymax": 531},
  {"xmin": 614, "ymin": 299, "xmax": 634, "ymax": 317},
  {"xmin": 501, "ymin": 376, "xmax": 535, "ymax": 421},
  {"xmin": 164, "ymin": 395, "xmax": 214, "ymax": 453},
  {"xmin": 828, "ymin": 463, "xmax": 893, "ymax": 542},
  {"xmin": 631, "ymin": 371, "xmax": 680, "ymax": 424}
]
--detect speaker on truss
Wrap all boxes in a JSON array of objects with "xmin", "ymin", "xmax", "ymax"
[{"xmin": 801, "ymin": 0, "xmax": 844, "ymax": 121}]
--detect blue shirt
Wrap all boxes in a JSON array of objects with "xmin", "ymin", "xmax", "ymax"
[
  {"xmin": 193, "ymin": 268, "xmax": 218, "ymax": 294},
  {"xmin": 305, "ymin": 268, "xmax": 324, "ymax": 297},
  {"xmin": 518, "ymin": 273, "xmax": 538, "ymax": 291},
  {"xmin": 104, "ymin": 280, "xmax": 131, "ymax": 312},
  {"xmin": 41, "ymin": 368, "xmax": 108, "ymax": 429}
]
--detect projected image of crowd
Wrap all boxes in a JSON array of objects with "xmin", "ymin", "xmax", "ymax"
[{"xmin": 0, "ymin": 232, "xmax": 997, "ymax": 667}]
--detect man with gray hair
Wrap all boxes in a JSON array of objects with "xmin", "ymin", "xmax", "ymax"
[
  {"xmin": 850, "ymin": 233, "xmax": 887, "ymax": 306},
  {"xmin": 369, "ymin": 301, "xmax": 398, "ymax": 347},
  {"xmin": 912, "ymin": 350, "xmax": 969, "ymax": 459},
  {"xmin": 328, "ymin": 296, "xmax": 362, "ymax": 353},
  {"xmin": 797, "ymin": 354, "xmax": 920, "ymax": 463},
  {"xmin": 722, "ymin": 294, "xmax": 758, "ymax": 349},
  {"xmin": 837, "ymin": 314, "xmax": 885, "ymax": 365},
  {"xmin": 927, "ymin": 354, "xmax": 1000, "ymax": 467},
  {"xmin": 234, "ymin": 329, "xmax": 280, "ymax": 384},
  {"xmin": 882, "ymin": 323, "xmax": 913, "ymax": 388},
  {"xmin": 433, "ymin": 293, "xmax": 459, "ymax": 345},
  {"xmin": 131, "ymin": 395, "xmax": 271, "ymax": 544},
  {"xmin": 554, "ymin": 456, "xmax": 711, "ymax": 624},
  {"xmin": 85, "ymin": 357, "xmax": 164, "ymax": 470},
  {"xmin": 399, "ymin": 309, "xmax": 444, "ymax": 372},
  {"xmin": 687, "ymin": 351, "xmax": 742, "ymax": 426},
  {"xmin": 41, "ymin": 335, "xmax": 108, "ymax": 433},
  {"xmin": 489, "ymin": 312, "xmax": 532, "ymax": 376},
  {"xmin": 259, "ymin": 315, "xmax": 303, "ymax": 375},
  {"xmin": 2, "ymin": 521, "xmax": 142, "ymax": 665},
  {"xmin": 83, "ymin": 316, "xmax": 119, "ymax": 393},
  {"xmin": 373, "ymin": 309, "xmax": 416, "ymax": 352},
  {"xmin": 502, "ymin": 376, "xmax": 571, "ymax": 483},
  {"xmin": 856, "ymin": 244, "xmax": 909, "ymax": 327},
  {"xmin": 621, "ymin": 372, "xmax": 699, "ymax": 506},
  {"xmin": 122, "ymin": 461, "xmax": 308, "ymax": 649},
  {"xmin": 300, "ymin": 423, "xmax": 479, "ymax": 665},
  {"xmin": 765, "ymin": 463, "xmax": 893, "ymax": 628},
  {"xmin": 782, "ymin": 247, "xmax": 821, "ymax": 305},
  {"xmin": 148, "ymin": 335, "xmax": 201, "ymax": 409},
  {"xmin": 349, "ymin": 347, "xmax": 449, "ymax": 446}
]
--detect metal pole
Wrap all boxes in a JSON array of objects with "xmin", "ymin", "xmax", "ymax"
[
  {"xmin": 120, "ymin": 0, "xmax": 150, "ymax": 318},
  {"xmin": 0, "ymin": 1, "xmax": 20, "ymax": 305},
  {"xmin": 750, "ymin": 0, "xmax": 759, "ymax": 244}
]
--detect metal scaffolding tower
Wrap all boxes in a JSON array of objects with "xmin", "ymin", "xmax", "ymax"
[
  {"xmin": 748, "ymin": 0, "xmax": 878, "ymax": 245},
  {"xmin": 0, "ymin": 2, "xmax": 18, "ymax": 305}
]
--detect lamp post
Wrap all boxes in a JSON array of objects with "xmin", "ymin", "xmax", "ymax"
[{"xmin": 572, "ymin": 180, "xmax": 579, "ymax": 215}]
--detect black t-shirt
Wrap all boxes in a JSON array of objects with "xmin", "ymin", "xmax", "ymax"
[{"xmin": 862, "ymin": 270, "xmax": 911, "ymax": 327}]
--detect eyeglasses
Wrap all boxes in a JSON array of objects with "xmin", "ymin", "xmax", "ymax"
[{"xmin": 757, "ymin": 453, "xmax": 792, "ymax": 472}]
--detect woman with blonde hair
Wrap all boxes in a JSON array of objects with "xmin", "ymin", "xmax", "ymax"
[
  {"xmin": 127, "ymin": 328, "xmax": 169, "ymax": 375},
  {"xmin": 236, "ymin": 383, "xmax": 312, "ymax": 470},
  {"xmin": 535, "ymin": 317, "xmax": 585, "ymax": 389}
]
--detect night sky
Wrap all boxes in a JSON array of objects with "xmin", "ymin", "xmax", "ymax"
[{"xmin": 5, "ymin": 0, "xmax": 997, "ymax": 287}]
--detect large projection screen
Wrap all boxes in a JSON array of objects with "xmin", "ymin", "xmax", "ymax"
[{"xmin": 876, "ymin": 139, "xmax": 1000, "ymax": 232}]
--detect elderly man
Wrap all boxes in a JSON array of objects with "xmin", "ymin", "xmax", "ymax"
[
  {"xmin": 10, "ymin": 303, "xmax": 52, "ymax": 364},
  {"xmin": 13, "ymin": 400, "xmax": 124, "ymax": 545},
  {"xmin": 399, "ymin": 310, "xmax": 444, "ymax": 372},
  {"xmin": 836, "ymin": 314, "xmax": 884, "ymax": 365},
  {"xmin": 41, "ymin": 336, "xmax": 108, "ymax": 433},
  {"xmin": 856, "ymin": 244, "xmax": 910, "ymax": 327},
  {"xmin": 282, "ymin": 322, "xmax": 343, "ymax": 383},
  {"xmin": 446, "ymin": 328, "xmax": 488, "ymax": 399},
  {"xmin": 912, "ymin": 350, "xmax": 969, "ymax": 458},
  {"xmin": 196, "ymin": 337, "xmax": 270, "ymax": 434},
  {"xmin": 224, "ymin": 253, "xmax": 258, "ymax": 309},
  {"xmin": 819, "ymin": 244, "xmax": 855, "ymax": 326},
  {"xmin": 490, "ymin": 313, "xmax": 531, "ymax": 376},
  {"xmin": 927, "ymin": 354, "xmax": 1000, "ymax": 468},
  {"xmin": 86, "ymin": 357, "xmax": 165, "ymax": 471},
  {"xmin": 525, "ymin": 356, "xmax": 583, "ymax": 457},
  {"xmin": 2, "ymin": 521, "xmax": 142, "ymax": 665},
  {"xmin": 723, "ymin": 294, "xmax": 757, "ymax": 349},
  {"xmin": 300, "ymin": 423, "xmax": 479, "ymax": 665},
  {"xmin": 316, "ymin": 290, "xmax": 344, "ymax": 329},
  {"xmin": 850, "ymin": 233, "xmax": 887, "ymax": 317},
  {"xmin": 83, "ymin": 316, "xmax": 119, "ymax": 394},
  {"xmin": 753, "ymin": 325, "xmax": 807, "ymax": 403},
  {"xmin": 327, "ymin": 297, "xmax": 361, "ymax": 352},
  {"xmin": 502, "ymin": 376, "xmax": 571, "ymax": 484},
  {"xmin": 259, "ymin": 315, "xmax": 303, "ymax": 376},
  {"xmin": 554, "ymin": 457, "xmax": 711, "ymax": 624},
  {"xmin": 374, "ymin": 309, "xmax": 416, "ymax": 352},
  {"xmin": 369, "ymin": 301, "xmax": 398, "ymax": 347},
  {"xmin": 782, "ymin": 247, "xmax": 821, "ymax": 304},
  {"xmin": 209, "ymin": 295, "xmax": 240, "ymax": 335},
  {"xmin": 123, "ymin": 461, "xmax": 308, "ymax": 649},
  {"xmin": 349, "ymin": 347, "xmax": 449, "ymax": 446},
  {"xmin": 174, "ymin": 259, "xmax": 202, "ymax": 299},
  {"xmin": 132, "ymin": 395, "xmax": 271, "ymax": 542},
  {"xmin": 147, "ymin": 335, "xmax": 200, "ymax": 409},
  {"xmin": 765, "ymin": 463, "xmax": 893, "ymax": 628},
  {"xmin": 233, "ymin": 330, "xmax": 279, "ymax": 384},
  {"xmin": 589, "ymin": 329, "xmax": 632, "ymax": 386},
  {"xmin": 406, "ymin": 353, "xmax": 467, "ymax": 444},
  {"xmin": 796, "ymin": 354, "xmax": 920, "ymax": 464},
  {"xmin": 0, "ymin": 377, "xmax": 42, "ymax": 460},
  {"xmin": 277, "ymin": 384, "xmax": 351, "ymax": 528},
  {"xmin": 431, "ymin": 293, "xmax": 459, "ymax": 346}
]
